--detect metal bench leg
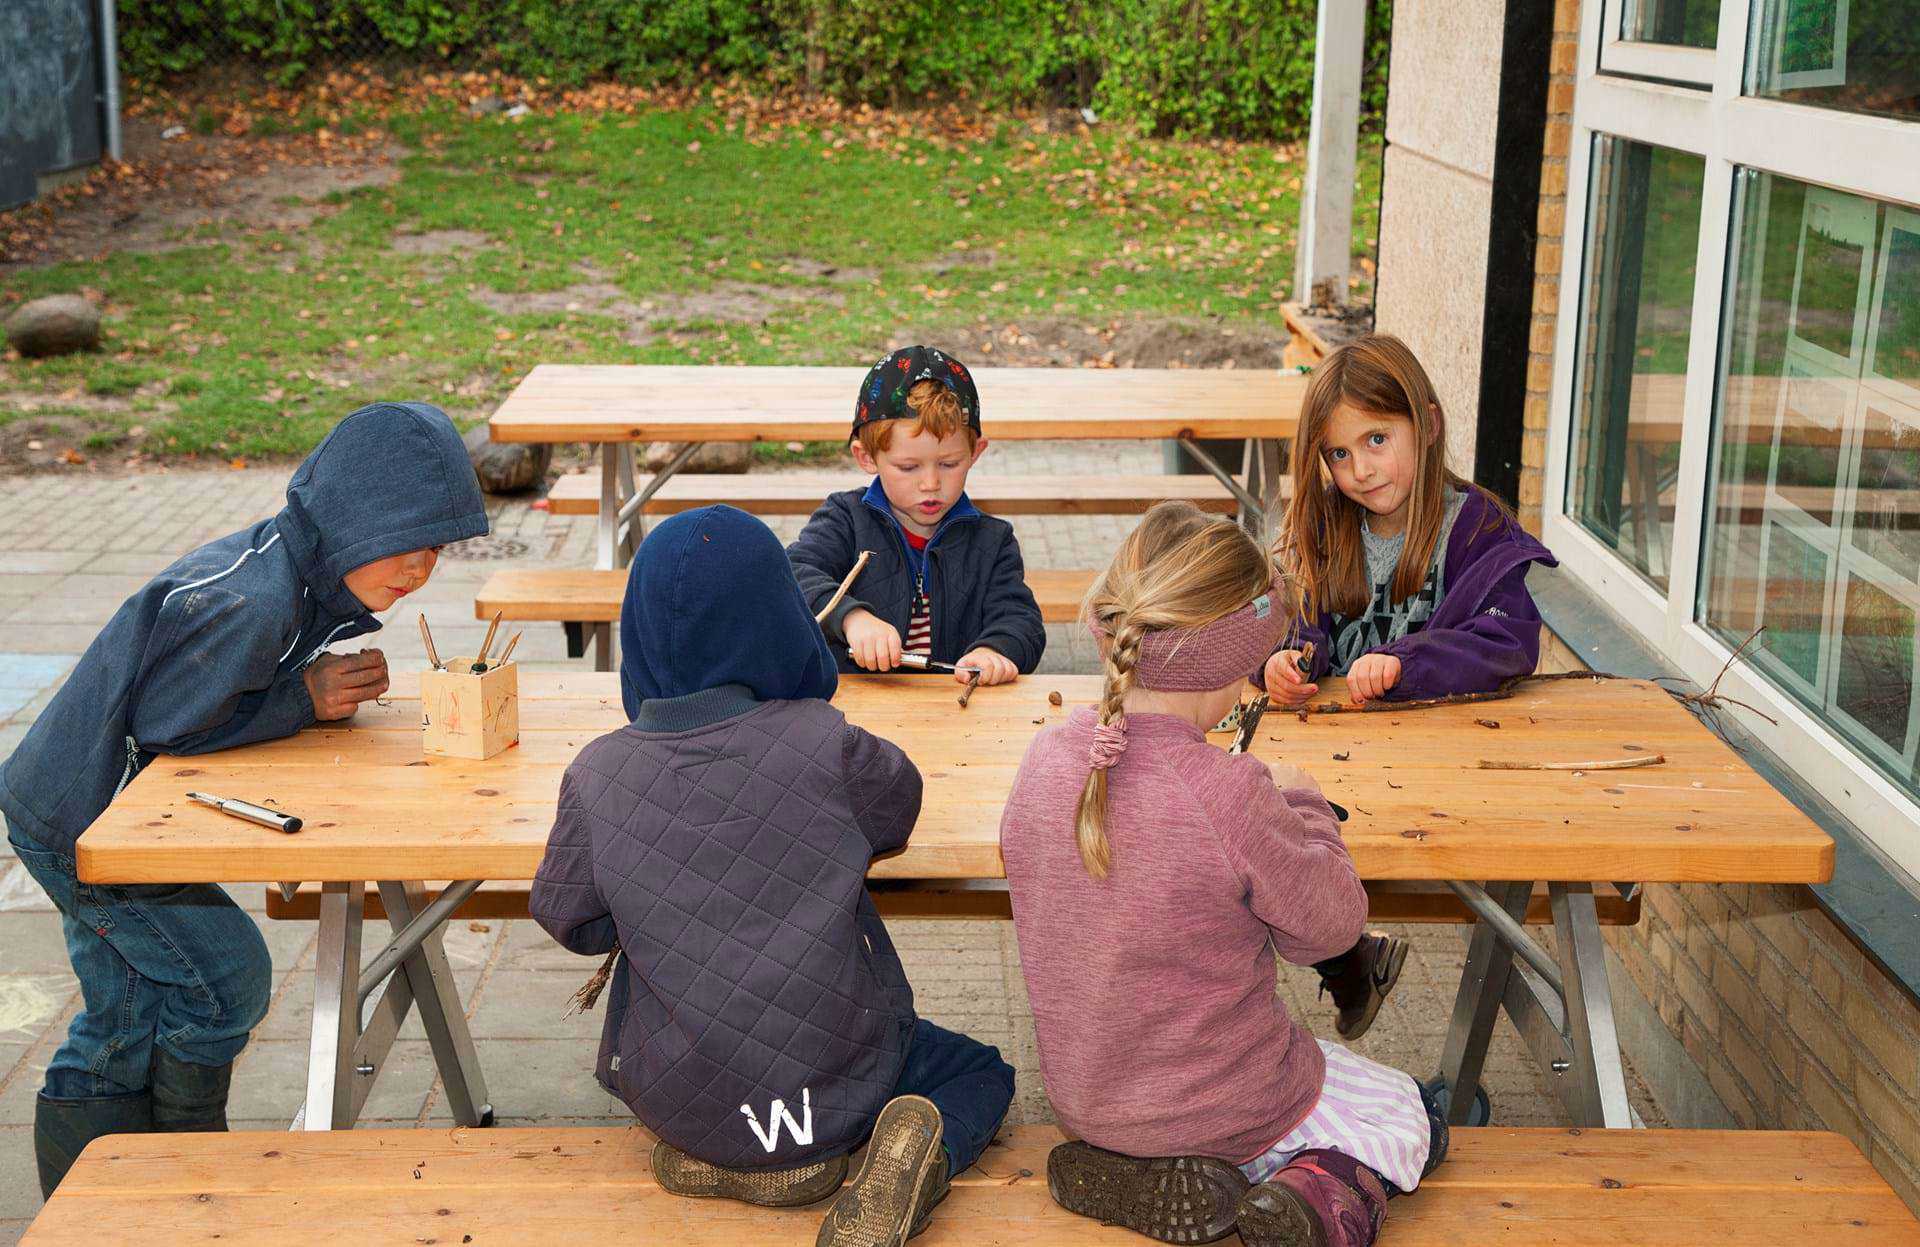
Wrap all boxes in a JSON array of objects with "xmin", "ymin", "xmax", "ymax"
[
  {"xmin": 1241, "ymin": 437, "xmax": 1285, "ymax": 541},
  {"xmin": 1550, "ymin": 882, "xmax": 1634, "ymax": 1128},
  {"xmin": 596, "ymin": 445, "xmax": 622, "ymax": 571},
  {"xmin": 592, "ymin": 623, "xmax": 613, "ymax": 672},
  {"xmin": 1435, "ymin": 880, "xmax": 1533, "ymax": 1125},
  {"xmin": 302, "ymin": 880, "xmax": 364, "ymax": 1131},
  {"xmin": 376, "ymin": 881, "xmax": 494, "ymax": 1128}
]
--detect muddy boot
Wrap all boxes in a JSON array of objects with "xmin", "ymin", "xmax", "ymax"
[
  {"xmin": 652, "ymin": 1139, "xmax": 849, "ymax": 1207},
  {"xmin": 34, "ymin": 1089, "xmax": 154, "ymax": 1198},
  {"xmin": 1236, "ymin": 1150, "xmax": 1387, "ymax": 1247},
  {"xmin": 1046, "ymin": 1141, "xmax": 1247, "ymax": 1244},
  {"xmin": 149, "ymin": 1049, "xmax": 233, "ymax": 1133},
  {"xmin": 816, "ymin": 1095, "xmax": 945, "ymax": 1247},
  {"xmin": 1313, "ymin": 933, "xmax": 1409, "ymax": 1041}
]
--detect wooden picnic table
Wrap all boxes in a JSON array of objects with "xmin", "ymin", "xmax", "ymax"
[
  {"xmin": 487, "ymin": 365, "xmax": 1307, "ymax": 567},
  {"xmin": 77, "ymin": 671, "xmax": 1830, "ymax": 1134}
]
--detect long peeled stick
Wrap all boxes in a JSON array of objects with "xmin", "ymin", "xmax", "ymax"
[{"xmin": 815, "ymin": 550, "xmax": 873, "ymax": 625}]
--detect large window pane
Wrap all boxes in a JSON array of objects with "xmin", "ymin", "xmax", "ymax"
[
  {"xmin": 1748, "ymin": 0, "xmax": 1920, "ymax": 122},
  {"xmin": 1567, "ymin": 137, "xmax": 1707, "ymax": 592},
  {"xmin": 1622, "ymin": 0, "xmax": 1719, "ymax": 48},
  {"xmin": 1702, "ymin": 172, "xmax": 1920, "ymax": 800}
]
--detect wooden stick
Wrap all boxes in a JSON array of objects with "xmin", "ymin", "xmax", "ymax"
[
  {"xmin": 564, "ymin": 950, "xmax": 620, "ymax": 1018},
  {"xmin": 495, "ymin": 631, "xmax": 523, "ymax": 667},
  {"xmin": 1478, "ymin": 754, "xmax": 1667, "ymax": 771},
  {"xmin": 418, "ymin": 613, "xmax": 442, "ymax": 670},
  {"xmin": 957, "ymin": 668, "xmax": 983, "ymax": 709},
  {"xmin": 815, "ymin": 550, "xmax": 873, "ymax": 625},
  {"xmin": 476, "ymin": 610, "xmax": 504, "ymax": 668}
]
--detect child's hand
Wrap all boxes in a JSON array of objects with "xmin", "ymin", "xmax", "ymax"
[
  {"xmin": 844, "ymin": 610, "xmax": 903, "ymax": 672},
  {"xmin": 1267, "ymin": 758, "xmax": 1323, "ymax": 794},
  {"xmin": 958, "ymin": 647, "xmax": 1017, "ymax": 686},
  {"xmin": 305, "ymin": 649, "xmax": 389, "ymax": 720},
  {"xmin": 1346, "ymin": 654, "xmax": 1402, "ymax": 705},
  {"xmin": 1263, "ymin": 649, "xmax": 1318, "ymax": 706}
]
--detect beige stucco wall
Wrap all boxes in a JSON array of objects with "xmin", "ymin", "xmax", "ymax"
[{"xmin": 1373, "ymin": 0, "xmax": 1509, "ymax": 475}]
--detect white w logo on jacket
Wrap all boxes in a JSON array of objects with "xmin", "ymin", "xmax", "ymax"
[{"xmin": 740, "ymin": 1087, "xmax": 814, "ymax": 1153}]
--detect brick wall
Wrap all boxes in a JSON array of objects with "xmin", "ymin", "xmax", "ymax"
[{"xmin": 1518, "ymin": 0, "xmax": 1580, "ymax": 531}]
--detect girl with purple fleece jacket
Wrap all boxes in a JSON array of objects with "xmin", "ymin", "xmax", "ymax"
[
  {"xmin": 1001, "ymin": 504, "xmax": 1447, "ymax": 1247},
  {"xmin": 1254, "ymin": 334, "xmax": 1559, "ymax": 1050}
]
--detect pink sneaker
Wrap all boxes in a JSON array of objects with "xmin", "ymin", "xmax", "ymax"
[{"xmin": 1235, "ymin": 1149, "xmax": 1386, "ymax": 1247}]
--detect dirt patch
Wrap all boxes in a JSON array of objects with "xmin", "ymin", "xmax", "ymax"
[
  {"xmin": 778, "ymin": 257, "xmax": 880, "ymax": 284},
  {"xmin": 886, "ymin": 317, "xmax": 1288, "ymax": 370},
  {"xmin": 473, "ymin": 279, "xmax": 838, "ymax": 342},
  {"xmin": 0, "ymin": 414, "xmax": 129, "ymax": 474},
  {"xmin": 390, "ymin": 229, "xmax": 493, "ymax": 256},
  {"xmin": 923, "ymin": 249, "xmax": 998, "ymax": 276},
  {"xmin": 2, "ymin": 118, "xmax": 401, "ymax": 270}
]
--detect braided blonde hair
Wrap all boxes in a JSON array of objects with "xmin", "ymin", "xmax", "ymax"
[{"xmin": 1075, "ymin": 502, "xmax": 1284, "ymax": 878}]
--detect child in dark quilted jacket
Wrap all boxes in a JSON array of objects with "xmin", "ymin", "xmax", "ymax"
[
  {"xmin": 788, "ymin": 345, "xmax": 1045, "ymax": 685},
  {"xmin": 1255, "ymin": 334, "xmax": 1558, "ymax": 1045},
  {"xmin": 530, "ymin": 504, "xmax": 1015, "ymax": 1247}
]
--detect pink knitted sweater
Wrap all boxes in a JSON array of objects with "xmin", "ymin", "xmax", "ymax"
[{"xmin": 999, "ymin": 708, "xmax": 1367, "ymax": 1162}]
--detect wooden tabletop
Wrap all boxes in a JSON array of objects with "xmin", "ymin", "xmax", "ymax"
[
  {"xmin": 488, "ymin": 365, "xmax": 1306, "ymax": 443},
  {"xmin": 76, "ymin": 672, "xmax": 1831, "ymax": 887}
]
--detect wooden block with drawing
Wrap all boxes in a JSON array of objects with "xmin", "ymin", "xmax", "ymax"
[{"xmin": 420, "ymin": 658, "xmax": 520, "ymax": 760}]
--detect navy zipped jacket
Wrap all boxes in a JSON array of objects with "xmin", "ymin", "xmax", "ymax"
[
  {"xmin": 786, "ymin": 481, "xmax": 1046, "ymax": 675},
  {"xmin": 0, "ymin": 402, "xmax": 488, "ymax": 855}
]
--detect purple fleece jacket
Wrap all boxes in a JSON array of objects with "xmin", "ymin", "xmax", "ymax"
[{"xmin": 1258, "ymin": 487, "xmax": 1558, "ymax": 702}]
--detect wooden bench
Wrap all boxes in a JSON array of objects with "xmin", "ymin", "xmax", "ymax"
[
  {"xmin": 474, "ymin": 567, "xmax": 1102, "ymax": 668},
  {"xmin": 265, "ymin": 879, "xmax": 1640, "ymax": 926},
  {"xmin": 28, "ymin": 1124, "xmax": 1918, "ymax": 1244},
  {"xmin": 543, "ymin": 472, "xmax": 1247, "ymax": 517}
]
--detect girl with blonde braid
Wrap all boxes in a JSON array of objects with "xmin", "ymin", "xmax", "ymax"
[{"xmin": 1000, "ymin": 503, "xmax": 1445, "ymax": 1247}]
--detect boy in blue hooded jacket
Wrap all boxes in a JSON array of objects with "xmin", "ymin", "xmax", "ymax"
[
  {"xmin": 0, "ymin": 401, "xmax": 488, "ymax": 1197},
  {"xmin": 531, "ymin": 505, "xmax": 1015, "ymax": 1247}
]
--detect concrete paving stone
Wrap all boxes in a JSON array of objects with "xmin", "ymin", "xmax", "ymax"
[
  {"xmin": 0, "ymin": 862, "xmax": 52, "ymax": 912},
  {"xmin": 441, "ymin": 1037, "xmax": 627, "ymax": 1123},
  {"xmin": 0, "ymin": 915, "xmax": 79, "ymax": 977},
  {"xmin": 0, "ymin": 554, "xmax": 93, "ymax": 575},
  {"xmin": 0, "ymin": 626, "xmax": 111, "ymax": 656},
  {"xmin": 0, "ymin": 655, "xmax": 76, "ymax": 699},
  {"xmin": 78, "ymin": 552, "xmax": 177, "ymax": 576},
  {"xmin": 0, "ymin": 1127, "xmax": 41, "ymax": 1221},
  {"xmin": 498, "ymin": 919, "xmax": 603, "ymax": 972},
  {"xmin": 0, "ymin": 978, "xmax": 76, "ymax": 1047},
  {"xmin": 0, "ymin": 1218, "xmax": 27, "ymax": 1246},
  {"xmin": 467, "ymin": 972, "xmax": 606, "ymax": 1043}
]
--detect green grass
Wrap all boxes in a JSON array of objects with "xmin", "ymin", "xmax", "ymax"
[{"xmin": 2, "ymin": 102, "xmax": 1381, "ymax": 459}]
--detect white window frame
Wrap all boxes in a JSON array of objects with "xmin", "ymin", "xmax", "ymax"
[
  {"xmin": 1600, "ymin": 0, "xmax": 1718, "ymax": 84},
  {"xmin": 1545, "ymin": 0, "xmax": 1920, "ymax": 879}
]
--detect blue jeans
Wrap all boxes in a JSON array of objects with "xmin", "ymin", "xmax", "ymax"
[
  {"xmin": 6, "ymin": 823, "xmax": 272, "ymax": 1098},
  {"xmin": 892, "ymin": 1019, "xmax": 1016, "ymax": 1176}
]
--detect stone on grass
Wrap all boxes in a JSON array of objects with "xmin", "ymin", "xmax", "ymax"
[
  {"xmin": 642, "ymin": 441, "xmax": 750, "ymax": 473},
  {"xmin": 5, "ymin": 295, "xmax": 101, "ymax": 358},
  {"xmin": 463, "ymin": 424, "xmax": 552, "ymax": 494}
]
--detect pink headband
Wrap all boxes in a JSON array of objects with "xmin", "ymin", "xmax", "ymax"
[{"xmin": 1084, "ymin": 580, "xmax": 1288, "ymax": 771}]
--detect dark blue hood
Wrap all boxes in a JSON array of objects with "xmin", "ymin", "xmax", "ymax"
[
  {"xmin": 278, "ymin": 401, "xmax": 490, "ymax": 620},
  {"xmin": 621, "ymin": 506, "xmax": 838, "ymax": 716}
]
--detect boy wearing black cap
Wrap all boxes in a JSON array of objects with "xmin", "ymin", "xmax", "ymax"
[{"xmin": 788, "ymin": 346, "xmax": 1046, "ymax": 684}]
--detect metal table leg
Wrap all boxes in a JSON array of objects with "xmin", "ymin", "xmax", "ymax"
[
  {"xmin": 1550, "ymin": 882, "xmax": 1633, "ymax": 1128},
  {"xmin": 296, "ymin": 880, "xmax": 492, "ymax": 1131},
  {"xmin": 376, "ymin": 881, "xmax": 494, "ymax": 1128},
  {"xmin": 1435, "ymin": 880, "xmax": 1532, "ymax": 1125},
  {"xmin": 301, "ymin": 880, "xmax": 364, "ymax": 1131},
  {"xmin": 1177, "ymin": 434, "xmax": 1274, "ymax": 535},
  {"xmin": 1436, "ymin": 880, "xmax": 1637, "ymax": 1129}
]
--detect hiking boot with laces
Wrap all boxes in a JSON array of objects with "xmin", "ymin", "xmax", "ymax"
[
  {"xmin": 1314, "ymin": 933, "xmax": 1409, "ymax": 1041},
  {"xmin": 1236, "ymin": 1150, "xmax": 1387, "ymax": 1247},
  {"xmin": 816, "ymin": 1095, "xmax": 946, "ymax": 1247},
  {"xmin": 1046, "ymin": 1140, "xmax": 1248, "ymax": 1244}
]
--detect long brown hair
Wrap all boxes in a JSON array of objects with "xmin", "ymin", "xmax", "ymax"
[
  {"xmin": 1283, "ymin": 333, "xmax": 1469, "ymax": 618},
  {"xmin": 1075, "ymin": 503, "xmax": 1283, "ymax": 878}
]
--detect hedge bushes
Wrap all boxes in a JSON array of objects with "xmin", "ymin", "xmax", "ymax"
[{"xmin": 119, "ymin": 0, "xmax": 1391, "ymax": 140}]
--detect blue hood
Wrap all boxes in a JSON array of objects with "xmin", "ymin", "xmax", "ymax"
[
  {"xmin": 621, "ymin": 506, "xmax": 838, "ymax": 715},
  {"xmin": 278, "ymin": 401, "xmax": 490, "ymax": 619}
]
